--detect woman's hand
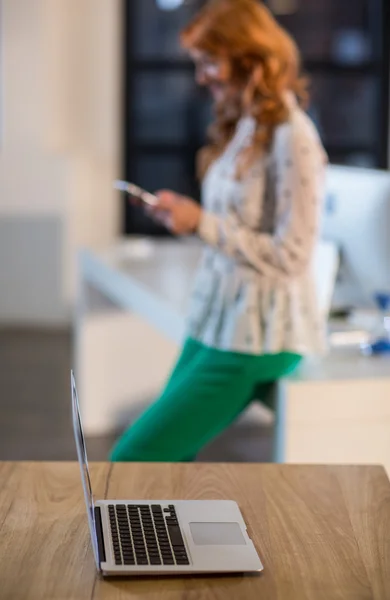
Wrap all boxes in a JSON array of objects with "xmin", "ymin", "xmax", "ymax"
[{"xmin": 152, "ymin": 190, "xmax": 202, "ymax": 236}]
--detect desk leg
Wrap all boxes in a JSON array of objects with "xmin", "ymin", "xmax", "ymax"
[{"xmin": 273, "ymin": 383, "xmax": 286, "ymax": 463}]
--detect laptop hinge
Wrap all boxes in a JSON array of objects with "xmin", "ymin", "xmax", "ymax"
[{"xmin": 94, "ymin": 506, "xmax": 106, "ymax": 565}]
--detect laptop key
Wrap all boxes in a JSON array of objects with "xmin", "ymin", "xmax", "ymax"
[
  {"xmin": 162, "ymin": 556, "xmax": 174, "ymax": 563},
  {"xmin": 175, "ymin": 555, "xmax": 189, "ymax": 563},
  {"xmin": 136, "ymin": 555, "xmax": 148, "ymax": 563},
  {"xmin": 167, "ymin": 524, "xmax": 185, "ymax": 547}
]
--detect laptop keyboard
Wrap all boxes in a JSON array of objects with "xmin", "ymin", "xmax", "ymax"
[{"xmin": 108, "ymin": 503, "xmax": 190, "ymax": 567}]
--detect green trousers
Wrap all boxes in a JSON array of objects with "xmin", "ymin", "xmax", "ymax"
[{"xmin": 110, "ymin": 338, "xmax": 301, "ymax": 462}]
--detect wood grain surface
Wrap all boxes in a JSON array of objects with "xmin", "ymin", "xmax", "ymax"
[{"xmin": 0, "ymin": 462, "xmax": 389, "ymax": 600}]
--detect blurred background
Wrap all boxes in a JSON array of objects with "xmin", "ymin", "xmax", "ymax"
[
  {"xmin": 0, "ymin": 0, "xmax": 389, "ymax": 463},
  {"xmin": 124, "ymin": 0, "xmax": 390, "ymax": 233}
]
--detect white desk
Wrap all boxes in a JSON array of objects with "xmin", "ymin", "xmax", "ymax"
[
  {"xmin": 75, "ymin": 238, "xmax": 390, "ymax": 472},
  {"xmin": 78, "ymin": 238, "xmax": 199, "ymax": 344}
]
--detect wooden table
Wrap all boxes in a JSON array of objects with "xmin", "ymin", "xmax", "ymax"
[{"xmin": 1, "ymin": 462, "xmax": 390, "ymax": 599}]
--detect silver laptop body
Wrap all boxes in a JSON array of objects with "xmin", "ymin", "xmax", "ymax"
[{"xmin": 71, "ymin": 371, "xmax": 263, "ymax": 576}]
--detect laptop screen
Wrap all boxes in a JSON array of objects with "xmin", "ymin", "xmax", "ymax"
[{"xmin": 71, "ymin": 371, "xmax": 100, "ymax": 569}]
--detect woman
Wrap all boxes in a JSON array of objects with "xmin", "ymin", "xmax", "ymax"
[{"xmin": 111, "ymin": 0, "xmax": 327, "ymax": 462}]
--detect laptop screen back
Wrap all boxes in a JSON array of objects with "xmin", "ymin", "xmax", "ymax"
[{"xmin": 71, "ymin": 371, "xmax": 100, "ymax": 569}]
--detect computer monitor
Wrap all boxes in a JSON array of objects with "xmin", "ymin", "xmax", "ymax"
[{"xmin": 321, "ymin": 165, "xmax": 390, "ymax": 310}]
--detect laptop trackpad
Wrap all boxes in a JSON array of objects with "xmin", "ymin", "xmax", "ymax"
[{"xmin": 189, "ymin": 522, "xmax": 246, "ymax": 546}]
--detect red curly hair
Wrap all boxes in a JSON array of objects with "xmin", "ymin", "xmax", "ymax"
[{"xmin": 181, "ymin": 0, "xmax": 308, "ymax": 178}]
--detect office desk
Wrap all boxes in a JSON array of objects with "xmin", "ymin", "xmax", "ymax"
[
  {"xmin": 75, "ymin": 239, "xmax": 390, "ymax": 471},
  {"xmin": 1, "ymin": 461, "xmax": 390, "ymax": 599}
]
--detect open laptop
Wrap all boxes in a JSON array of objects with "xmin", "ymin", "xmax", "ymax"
[{"xmin": 71, "ymin": 371, "xmax": 263, "ymax": 576}]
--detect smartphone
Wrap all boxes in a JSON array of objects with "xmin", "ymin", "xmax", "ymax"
[{"xmin": 113, "ymin": 180, "xmax": 158, "ymax": 207}]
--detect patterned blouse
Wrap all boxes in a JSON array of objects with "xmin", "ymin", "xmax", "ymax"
[{"xmin": 186, "ymin": 93, "xmax": 328, "ymax": 356}]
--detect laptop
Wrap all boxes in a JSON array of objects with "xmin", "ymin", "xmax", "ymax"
[{"xmin": 71, "ymin": 371, "xmax": 263, "ymax": 576}]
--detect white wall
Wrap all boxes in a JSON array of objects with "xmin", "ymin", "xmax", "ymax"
[{"xmin": 0, "ymin": 0, "xmax": 122, "ymax": 324}]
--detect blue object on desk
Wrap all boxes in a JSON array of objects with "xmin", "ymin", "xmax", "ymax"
[
  {"xmin": 375, "ymin": 292, "xmax": 390, "ymax": 312},
  {"xmin": 361, "ymin": 292, "xmax": 390, "ymax": 356}
]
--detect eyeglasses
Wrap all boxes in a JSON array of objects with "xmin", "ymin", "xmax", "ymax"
[{"xmin": 193, "ymin": 56, "xmax": 222, "ymax": 77}]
